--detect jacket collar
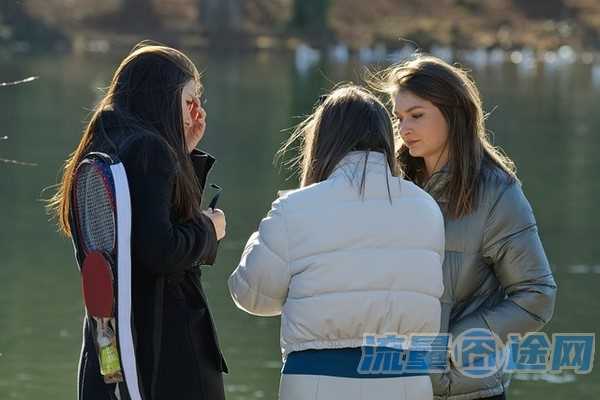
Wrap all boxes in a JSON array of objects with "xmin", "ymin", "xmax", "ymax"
[
  {"xmin": 330, "ymin": 151, "xmax": 392, "ymax": 182},
  {"xmin": 190, "ymin": 149, "xmax": 216, "ymax": 164},
  {"xmin": 190, "ymin": 149, "xmax": 216, "ymax": 195},
  {"xmin": 422, "ymin": 164, "xmax": 450, "ymax": 204}
]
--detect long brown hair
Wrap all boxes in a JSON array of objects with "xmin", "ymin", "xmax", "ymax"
[
  {"xmin": 370, "ymin": 55, "xmax": 517, "ymax": 218},
  {"xmin": 48, "ymin": 41, "xmax": 203, "ymax": 236},
  {"xmin": 278, "ymin": 84, "xmax": 399, "ymax": 192}
]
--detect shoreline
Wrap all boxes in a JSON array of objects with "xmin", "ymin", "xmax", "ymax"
[{"xmin": 3, "ymin": 31, "xmax": 600, "ymax": 73}]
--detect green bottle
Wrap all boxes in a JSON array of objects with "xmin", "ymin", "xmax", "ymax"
[{"xmin": 97, "ymin": 326, "xmax": 122, "ymax": 376}]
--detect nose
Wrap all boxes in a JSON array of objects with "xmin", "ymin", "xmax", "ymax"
[{"xmin": 398, "ymin": 120, "xmax": 413, "ymax": 138}]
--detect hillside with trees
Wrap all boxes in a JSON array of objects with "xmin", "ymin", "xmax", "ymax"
[{"xmin": 1, "ymin": 0, "xmax": 599, "ymax": 52}]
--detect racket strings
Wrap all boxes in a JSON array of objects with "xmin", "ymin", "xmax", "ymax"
[{"xmin": 75, "ymin": 163, "xmax": 116, "ymax": 252}]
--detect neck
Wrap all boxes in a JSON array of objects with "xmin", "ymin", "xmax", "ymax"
[{"xmin": 423, "ymin": 149, "xmax": 449, "ymax": 180}]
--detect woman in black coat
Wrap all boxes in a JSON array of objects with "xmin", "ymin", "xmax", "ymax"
[{"xmin": 49, "ymin": 42, "xmax": 227, "ymax": 400}]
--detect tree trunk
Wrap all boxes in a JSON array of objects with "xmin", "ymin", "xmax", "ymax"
[
  {"xmin": 199, "ymin": 0, "xmax": 242, "ymax": 33},
  {"xmin": 118, "ymin": 0, "xmax": 160, "ymax": 31}
]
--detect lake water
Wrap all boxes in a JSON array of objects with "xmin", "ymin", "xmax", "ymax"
[{"xmin": 0, "ymin": 50, "xmax": 599, "ymax": 399}]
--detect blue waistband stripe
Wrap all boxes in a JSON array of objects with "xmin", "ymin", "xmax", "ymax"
[{"xmin": 282, "ymin": 347, "xmax": 432, "ymax": 379}]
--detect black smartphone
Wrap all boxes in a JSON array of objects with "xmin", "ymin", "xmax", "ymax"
[{"xmin": 208, "ymin": 183, "xmax": 222, "ymax": 210}]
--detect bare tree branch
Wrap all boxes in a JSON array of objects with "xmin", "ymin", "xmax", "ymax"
[
  {"xmin": 0, "ymin": 76, "xmax": 39, "ymax": 87},
  {"xmin": 1, "ymin": 78, "xmax": 39, "ymax": 167},
  {"xmin": 0, "ymin": 158, "xmax": 38, "ymax": 166}
]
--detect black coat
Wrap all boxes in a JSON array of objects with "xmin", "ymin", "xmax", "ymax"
[{"xmin": 75, "ymin": 112, "xmax": 227, "ymax": 400}]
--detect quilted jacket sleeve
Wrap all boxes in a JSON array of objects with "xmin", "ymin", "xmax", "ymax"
[
  {"xmin": 228, "ymin": 198, "xmax": 291, "ymax": 316},
  {"xmin": 450, "ymin": 182, "xmax": 557, "ymax": 342}
]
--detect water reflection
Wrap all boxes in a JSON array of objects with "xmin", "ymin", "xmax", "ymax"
[{"xmin": 0, "ymin": 51, "xmax": 598, "ymax": 399}]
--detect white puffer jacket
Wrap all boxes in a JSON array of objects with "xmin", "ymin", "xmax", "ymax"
[{"xmin": 229, "ymin": 152, "xmax": 445, "ymax": 359}]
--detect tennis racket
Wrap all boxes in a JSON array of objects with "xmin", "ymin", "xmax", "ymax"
[
  {"xmin": 72, "ymin": 154, "xmax": 121, "ymax": 378},
  {"xmin": 72, "ymin": 152, "xmax": 144, "ymax": 400}
]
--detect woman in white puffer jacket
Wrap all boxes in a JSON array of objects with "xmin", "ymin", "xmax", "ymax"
[{"xmin": 228, "ymin": 85, "xmax": 445, "ymax": 400}]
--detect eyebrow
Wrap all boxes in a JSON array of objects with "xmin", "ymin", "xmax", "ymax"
[{"xmin": 395, "ymin": 105, "xmax": 425, "ymax": 115}]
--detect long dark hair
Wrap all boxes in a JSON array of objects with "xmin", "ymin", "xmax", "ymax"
[
  {"xmin": 371, "ymin": 55, "xmax": 516, "ymax": 218},
  {"xmin": 279, "ymin": 84, "xmax": 399, "ymax": 192},
  {"xmin": 49, "ymin": 41, "xmax": 203, "ymax": 236}
]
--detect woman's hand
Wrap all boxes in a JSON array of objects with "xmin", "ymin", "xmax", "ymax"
[
  {"xmin": 184, "ymin": 98, "xmax": 206, "ymax": 153},
  {"xmin": 202, "ymin": 208, "xmax": 226, "ymax": 241}
]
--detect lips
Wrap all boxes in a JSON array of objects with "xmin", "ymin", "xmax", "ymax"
[{"xmin": 404, "ymin": 139, "xmax": 420, "ymax": 146}]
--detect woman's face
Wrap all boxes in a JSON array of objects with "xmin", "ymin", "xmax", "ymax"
[
  {"xmin": 393, "ymin": 89, "xmax": 449, "ymax": 162},
  {"xmin": 181, "ymin": 79, "xmax": 206, "ymax": 153}
]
